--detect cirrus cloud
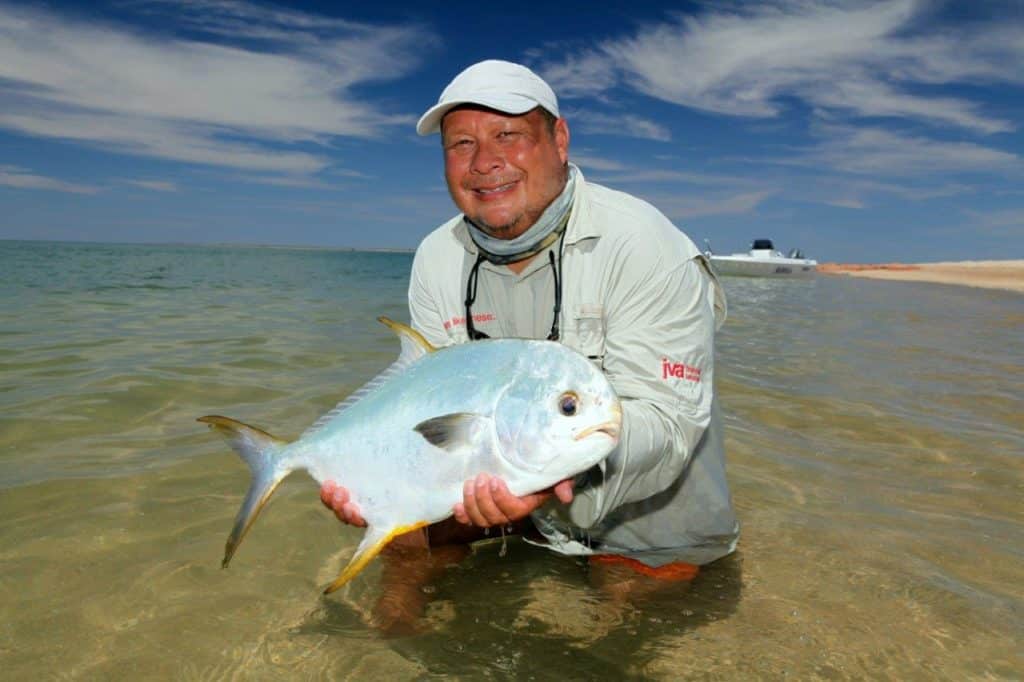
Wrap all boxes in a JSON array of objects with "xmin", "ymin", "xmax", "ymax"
[
  {"xmin": 0, "ymin": 2, "xmax": 435, "ymax": 175},
  {"xmin": 0, "ymin": 165, "xmax": 99, "ymax": 194},
  {"xmin": 540, "ymin": 0, "xmax": 1022, "ymax": 135}
]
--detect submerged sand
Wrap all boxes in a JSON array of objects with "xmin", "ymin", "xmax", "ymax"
[{"xmin": 818, "ymin": 260, "xmax": 1024, "ymax": 293}]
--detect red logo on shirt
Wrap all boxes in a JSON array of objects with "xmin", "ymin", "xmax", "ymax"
[
  {"xmin": 443, "ymin": 313, "xmax": 496, "ymax": 330},
  {"xmin": 661, "ymin": 358, "xmax": 701, "ymax": 382}
]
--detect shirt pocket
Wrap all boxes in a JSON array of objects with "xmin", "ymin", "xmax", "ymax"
[{"xmin": 567, "ymin": 303, "xmax": 606, "ymax": 367}]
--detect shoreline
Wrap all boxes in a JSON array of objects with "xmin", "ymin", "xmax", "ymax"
[{"xmin": 818, "ymin": 260, "xmax": 1024, "ymax": 293}]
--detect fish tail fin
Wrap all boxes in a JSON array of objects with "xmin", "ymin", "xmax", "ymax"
[
  {"xmin": 198, "ymin": 415, "xmax": 292, "ymax": 568},
  {"xmin": 323, "ymin": 521, "xmax": 431, "ymax": 594}
]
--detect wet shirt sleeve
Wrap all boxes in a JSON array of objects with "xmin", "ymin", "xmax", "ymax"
[{"xmin": 565, "ymin": 255, "xmax": 719, "ymax": 528}]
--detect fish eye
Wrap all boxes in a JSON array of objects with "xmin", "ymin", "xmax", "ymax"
[{"xmin": 558, "ymin": 392, "xmax": 579, "ymax": 417}]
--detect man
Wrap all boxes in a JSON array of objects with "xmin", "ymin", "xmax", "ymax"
[{"xmin": 321, "ymin": 60, "xmax": 738, "ymax": 609}]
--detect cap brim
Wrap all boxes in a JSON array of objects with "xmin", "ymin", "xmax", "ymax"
[{"xmin": 415, "ymin": 95, "xmax": 540, "ymax": 136}]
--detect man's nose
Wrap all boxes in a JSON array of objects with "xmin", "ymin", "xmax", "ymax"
[{"xmin": 471, "ymin": 139, "xmax": 504, "ymax": 174}]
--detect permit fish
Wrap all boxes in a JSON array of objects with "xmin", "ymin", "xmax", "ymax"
[{"xmin": 200, "ymin": 317, "xmax": 621, "ymax": 593}]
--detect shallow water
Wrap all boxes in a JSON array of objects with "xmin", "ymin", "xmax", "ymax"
[{"xmin": 1, "ymin": 241, "xmax": 1021, "ymax": 679}]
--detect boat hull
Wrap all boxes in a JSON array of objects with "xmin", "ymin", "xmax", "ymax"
[{"xmin": 710, "ymin": 256, "xmax": 817, "ymax": 278}]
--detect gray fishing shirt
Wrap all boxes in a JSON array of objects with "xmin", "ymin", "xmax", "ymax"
[{"xmin": 408, "ymin": 165, "xmax": 739, "ymax": 566}]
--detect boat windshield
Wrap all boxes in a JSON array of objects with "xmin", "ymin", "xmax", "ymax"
[{"xmin": 751, "ymin": 239, "xmax": 774, "ymax": 250}]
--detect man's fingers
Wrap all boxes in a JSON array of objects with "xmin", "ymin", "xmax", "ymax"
[
  {"xmin": 553, "ymin": 479, "xmax": 575, "ymax": 504},
  {"xmin": 474, "ymin": 474, "xmax": 512, "ymax": 526},
  {"xmin": 320, "ymin": 480, "xmax": 350, "ymax": 511},
  {"xmin": 320, "ymin": 480, "xmax": 337, "ymax": 508},
  {"xmin": 320, "ymin": 480, "xmax": 366, "ymax": 526},
  {"xmin": 453, "ymin": 474, "xmax": 572, "ymax": 529},
  {"xmin": 332, "ymin": 487, "xmax": 350, "ymax": 508},
  {"xmin": 462, "ymin": 475, "xmax": 492, "ymax": 527},
  {"xmin": 491, "ymin": 478, "xmax": 542, "ymax": 520},
  {"xmin": 341, "ymin": 502, "xmax": 366, "ymax": 527},
  {"xmin": 452, "ymin": 502, "xmax": 471, "ymax": 525}
]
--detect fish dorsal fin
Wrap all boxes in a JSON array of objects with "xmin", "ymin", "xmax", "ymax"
[
  {"xmin": 377, "ymin": 316, "xmax": 436, "ymax": 363},
  {"xmin": 414, "ymin": 413, "xmax": 490, "ymax": 452},
  {"xmin": 300, "ymin": 318, "xmax": 437, "ymax": 439}
]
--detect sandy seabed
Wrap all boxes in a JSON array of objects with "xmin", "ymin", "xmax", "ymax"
[{"xmin": 818, "ymin": 260, "xmax": 1024, "ymax": 293}]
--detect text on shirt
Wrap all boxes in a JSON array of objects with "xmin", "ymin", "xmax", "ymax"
[
  {"xmin": 443, "ymin": 313, "xmax": 496, "ymax": 330},
  {"xmin": 661, "ymin": 358, "xmax": 702, "ymax": 383}
]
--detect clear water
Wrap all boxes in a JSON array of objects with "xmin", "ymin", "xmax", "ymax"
[{"xmin": 1, "ymin": 241, "xmax": 1021, "ymax": 679}]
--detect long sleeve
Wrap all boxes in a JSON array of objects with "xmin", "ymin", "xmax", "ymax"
[{"xmin": 565, "ymin": 256, "xmax": 718, "ymax": 528}]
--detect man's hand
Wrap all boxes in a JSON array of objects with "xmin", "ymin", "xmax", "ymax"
[
  {"xmin": 319, "ymin": 480, "xmax": 366, "ymax": 527},
  {"xmin": 321, "ymin": 475, "xmax": 574, "ymax": 529},
  {"xmin": 453, "ymin": 473, "xmax": 574, "ymax": 527}
]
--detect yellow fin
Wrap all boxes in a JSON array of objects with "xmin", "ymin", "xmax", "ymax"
[
  {"xmin": 197, "ymin": 415, "xmax": 292, "ymax": 568},
  {"xmin": 323, "ymin": 521, "xmax": 430, "ymax": 594},
  {"xmin": 377, "ymin": 316, "xmax": 437, "ymax": 355},
  {"xmin": 198, "ymin": 415, "xmax": 287, "ymax": 446}
]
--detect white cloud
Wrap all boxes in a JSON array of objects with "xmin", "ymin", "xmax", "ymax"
[
  {"xmin": 567, "ymin": 151, "xmax": 766, "ymax": 188},
  {"xmin": 643, "ymin": 190, "xmax": 775, "ymax": 220},
  {"xmin": 566, "ymin": 109, "xmax": 671, "ymax": 141},
  {"xmin": 542, "ymin": 0, "xmax": 1023, "ymax": 134},
  {"xmin": 0, "ymin": 111, "xmax": 326, "ymax": 173},
  {"xmin": 0, "ymin": 165, "xmax": 99, "ymax": 194},
  {"xmin": 962, "ymin": 208, "xmax": 1024, "ymax": 236},
  {"xmin": 798, "ymin": 126, "xmax": 1019, "ymax": 175},
  {"xmin": 537, "ymin": 51, "xmax": 619, "ymax": 99},
  {"xmin": 569, "ymin": 152, "xmax": 629, "ymax": 172},
  {"xmin": 234, "ymin": 174, "xmax": 336, "ymax": 189},
  {"xmin": 821, "ymin": 196, "xmax": 866, "ymax": 209},
  {"xmin": 136, "ymin": 0, "xmax": 370, "ymax": 41},
  {"xmin": 809, "ymin": 77, "xmax": 1011, "ymax": 134},
  {"xmin": 829, "ymin": 178, "xmax": 973, "ymax": 201},
  {"xmin": 0, "ymin": 3, "xmax": 433, "ymax": 174},
  {"xmin": 124, "ymin": 179, "xmax": 178, "ymax": 192},
  {"xmin": 595, "ymin": 168, "xmax": 764, "ymax": 188}
]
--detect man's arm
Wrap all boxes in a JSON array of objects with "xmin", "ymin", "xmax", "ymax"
[{"xmin": 565, "ymin": 255, "xmax": 719, "ymax": 528}]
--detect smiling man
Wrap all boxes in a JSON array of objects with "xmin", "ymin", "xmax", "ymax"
[
  {"xmin": 321, "ymin": 60, "xmax": 738, "ymax": 624},
  {"xmin": 442, "ymin": 105, "xmax": 568, "ymax": 246}
]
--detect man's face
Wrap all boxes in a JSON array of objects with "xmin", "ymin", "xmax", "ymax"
[{"xmin": 441, "ymin": 106, "xmax": 569, "ymax": 240}]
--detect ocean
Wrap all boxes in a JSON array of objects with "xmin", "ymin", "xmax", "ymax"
[{"xmin": 1, "ymin": 240, "xmax": 1021, "ymax": 679}]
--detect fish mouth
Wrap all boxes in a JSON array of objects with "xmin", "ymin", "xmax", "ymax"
[{"xmin": 574, "ymin": 421, "xmax": 621, "ymax": 442}]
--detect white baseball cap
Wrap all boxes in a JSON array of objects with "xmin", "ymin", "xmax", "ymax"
[{"xmin": 416, "ymin": 59, "xmax": 560, "ymax": 136}]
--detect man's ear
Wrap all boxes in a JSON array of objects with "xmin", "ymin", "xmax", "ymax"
[{"xmin": 555, "ymin": 118, "xmax": 570, "ymax": 165}]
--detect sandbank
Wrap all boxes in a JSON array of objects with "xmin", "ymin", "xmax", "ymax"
[{"xmin": 818, "ymin": 260, "xmax": 1024, "ymax": 293}]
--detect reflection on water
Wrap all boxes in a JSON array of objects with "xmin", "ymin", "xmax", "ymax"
[{"xmin": 1, "ymin": 242, "xmax": 1021, "ymax": 679}]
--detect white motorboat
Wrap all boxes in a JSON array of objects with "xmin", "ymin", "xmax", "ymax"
[{"xmin": 704, "ymin": 239, "xmax": 817, "ymax": 277}]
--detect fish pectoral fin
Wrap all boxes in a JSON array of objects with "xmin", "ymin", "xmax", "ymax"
[
  {"xmin": 323, "ymin": 521, "xmax": 431, "ymax": 595},
  {"xmin": 414, "ymin": 413, "xmax": 491, "ymax": 452}
]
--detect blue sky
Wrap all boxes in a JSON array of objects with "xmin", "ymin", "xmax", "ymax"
[{"xmin": 1, "ymin": 0, "xmax": 1022, "ymax": 262}]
